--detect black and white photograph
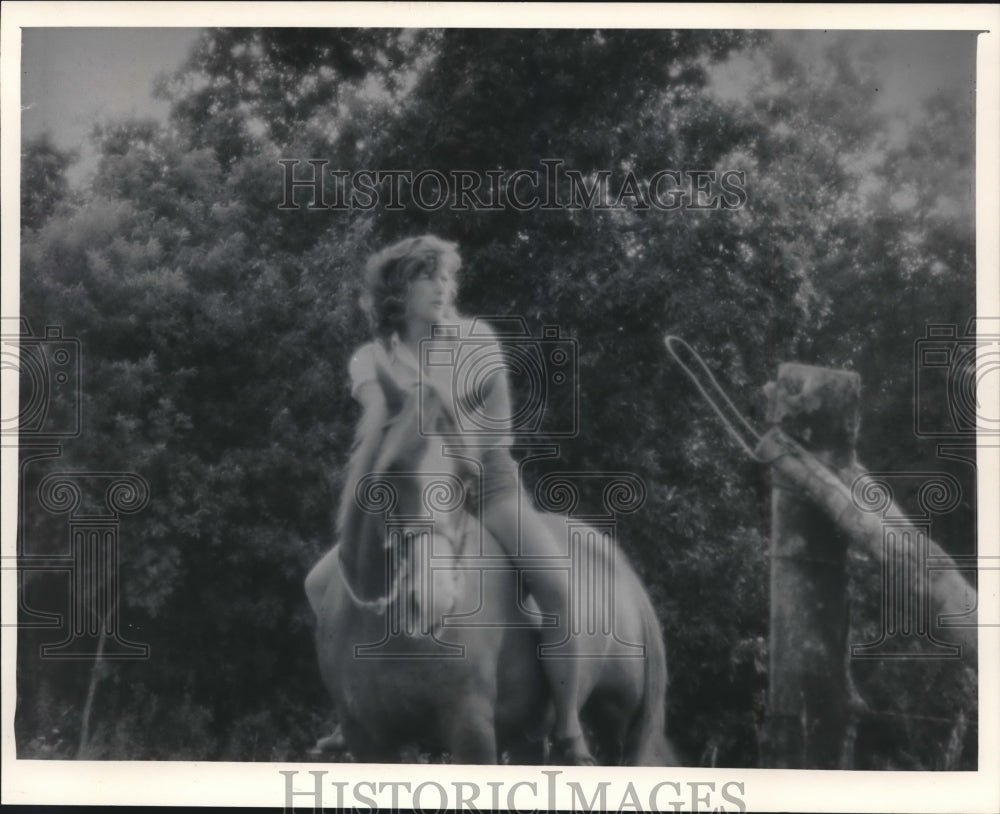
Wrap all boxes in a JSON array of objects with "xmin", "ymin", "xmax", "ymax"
[{"xmin": 3, "ymin": 3, "xmax": 998, "ymax": 811}]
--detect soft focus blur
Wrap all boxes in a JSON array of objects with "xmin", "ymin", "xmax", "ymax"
[{"xmin": 17, "ymin": 28, "xmax": 977, "ymax": 767}]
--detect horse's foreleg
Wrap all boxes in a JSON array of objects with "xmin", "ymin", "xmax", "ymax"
[
  {"xmin": 446, "ymin": 698, "xmax": 499, "ymax": 764},
  {"xmin": 340, "ymin": 717, "xmax": 402, "ymax": 764}
]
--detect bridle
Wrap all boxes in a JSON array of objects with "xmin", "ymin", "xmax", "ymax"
[
  {"xmin": 336, "ymin": 544, "xmax": 395, "ymax": 616},
  {"xmin": 338, "ymin": 440, "xmax": 474, "ymax": 622}
]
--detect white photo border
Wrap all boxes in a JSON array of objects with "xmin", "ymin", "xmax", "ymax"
[{"xmin": 2, "ymin": 3, "xmax": 998, "ymax": 812}]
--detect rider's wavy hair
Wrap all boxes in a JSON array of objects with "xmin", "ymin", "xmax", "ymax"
[{"xmin": 361, "ymin": 235, "xmax": 461, "ymax": 339}]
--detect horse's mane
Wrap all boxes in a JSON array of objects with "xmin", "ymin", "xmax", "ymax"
[
  {"xmin": 335, "ymin": 384, "xmax": 425, "ymax": 539},
  {"xmin": 335, "ymin": 395, "xmax": 393, "ymax": 539}
]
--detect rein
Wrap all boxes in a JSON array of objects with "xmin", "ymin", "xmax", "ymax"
[
  {"xmin": 336, "ymin": 476, "xmax": 473, "ymax": 619},
  {"xmin": 336, "ymin": 545, "xmax": 395, "ymax": 616}
]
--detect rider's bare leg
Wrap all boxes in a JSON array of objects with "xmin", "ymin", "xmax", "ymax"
[{"xmin": 482, "ymin": 493, "xmax": 594, "ymax": 765}]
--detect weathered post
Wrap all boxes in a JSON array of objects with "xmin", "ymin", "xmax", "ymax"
[{"xmin": 760, "ymin": 363, "xmax": 860, "ymax": 769}]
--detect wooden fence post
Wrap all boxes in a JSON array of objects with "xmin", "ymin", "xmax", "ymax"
[{"xmin": 760, "ymin": 363, "xmax": 860, "ymax": 769}]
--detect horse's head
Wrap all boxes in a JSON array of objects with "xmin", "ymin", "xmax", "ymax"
[{"xmin": 365, "ymin": 359, "xmax": 472, "ymax": 627}]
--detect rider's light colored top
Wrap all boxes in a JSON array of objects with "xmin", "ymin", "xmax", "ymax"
[{"xmin": 348, "ymin": 318, "xmax": 513, "ymax": 452}]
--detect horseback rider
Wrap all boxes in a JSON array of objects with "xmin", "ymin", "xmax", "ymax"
[{"xmin": 336, "ymin": 234, "xmax": 595, "ymax": 766}]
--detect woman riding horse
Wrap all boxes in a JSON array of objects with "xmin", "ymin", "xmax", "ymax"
[{"xmin": 336, "ymin": 234, "xmax": 595, "ymax": 765}]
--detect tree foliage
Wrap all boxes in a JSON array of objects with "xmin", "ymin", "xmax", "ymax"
[{"xmin": 21, "ymin": 133, "xmax": 76, "ymax": 231}]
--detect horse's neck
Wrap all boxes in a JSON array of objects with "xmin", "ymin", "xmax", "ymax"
[
  {"xmin": 338, "ymin": 492, "xmax": 391, "ymax": 604},
  {"xmin": 340, "ymin": 449, "xmax": 437, "ymax": 605}
]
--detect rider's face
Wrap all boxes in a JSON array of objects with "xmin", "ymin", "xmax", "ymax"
[{"xmin": 406, "ymin": 262, "xmax": 452, "ymax": 325}]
